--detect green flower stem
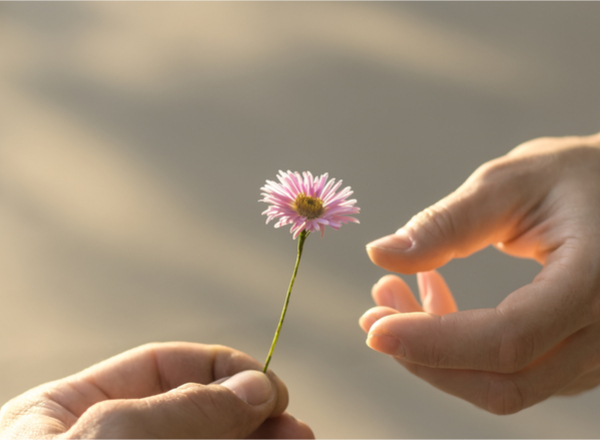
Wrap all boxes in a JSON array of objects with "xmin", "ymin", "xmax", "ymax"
[{"xmin": 263, "ymin": 229, "xmax": 309, "ymax": 373}]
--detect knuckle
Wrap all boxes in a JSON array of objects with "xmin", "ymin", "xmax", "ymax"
[
  {"xmin": 70, "ymin": 400, "xmax": 135, "ymax": 437},
  {"xmin": 508, "ymin": 136, "xmax": 562, "ymax": 156},
  {"xmin": 181, "ymin": 383, "xmax": 239, "ymax": 418},
  {"xmin": 137, "ymin": 342, "xmax": 163, "ymax": 352},
  {"xmin": 471, "ymin": 158, "xmax": 518, "ymax": 192},
  {"xmin": 409, "ymin": 203, "xmax": 457, "ymax": 241},
  {"xmin": 496, "ymin": 327, "xmax": 536, "ymax": 373},
  {"xmin": 420, "ymin": 315, "xmax": 448, "ymax": 368},
  {"xmin": 484, "ymin": 376, "xmax": 525, "ymax": 415},
  {"xmin": 88, "ymin": 400, "xmax": 132, "ymax": 423},
  {"xmin": 67, "ymin": 400, "xmax": 141, "ymax": 439},
  {"xmin": 470, "ymin": 154, "xmax": 549, "ymax": 201},
  {"xmin": 424, "ymin": 336, "xmax": 442, "ymax": 369},
  {"xmin": 176, "ymin": 382, "xmax": 204, "ymax": 393}
]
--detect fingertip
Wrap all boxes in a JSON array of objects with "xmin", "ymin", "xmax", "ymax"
[
  {"xmin": 359, "ymin": 306, "xmax": 399, "ymax": 333},
  {"xmin": 366, "ymin": 332, "xmax": 405, "ymax": 357},
  {"xmin": 366, "ymin": 232, "xmax": 418, "ymax": 273},
  {"xmin": 367, "ymin": 230, "xmax": 414, "ymax": 252},
  {"xmin": 288, "ymin": 417, "xmax": 316, "ymax": 440},
  {"xmin": 358, "ymin": 314, "xmax": 372, "ymax": 333},
  {"xmin": 262, "ymin": 370, "xmax": 289, "ymax": 417},
  {"xmin": 418, "ymin": 270, "xmax": 458, "ymax": 315},
  {"xmin": 295, "ymin": 420, "xmax": 316, "ymax": 439},
  {"xmin": 248, "ymin": 412, "xmax": 315, "ymax": 439},
  {"xmin": 371, "ymin": 277, "xmax": 394, "ymax": 307},
  {"xmin": 365, "ymin": 314, "xmax": 409, "ymax": 357},
  {"xmin": 366, "ymin": 311, "xmax": 436, "ymax": 358},
  {"xmin": 373, "ymin": 274, "xmax": 422, "ymax": 313},
  {"xmin": 210, "ymin": 344, "xmax": 289, "ymax": 415}
]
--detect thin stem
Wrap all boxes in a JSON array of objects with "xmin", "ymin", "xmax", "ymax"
[{"xmin": 263, "ymin": 230, "xmax": 309, "ymax": 373}]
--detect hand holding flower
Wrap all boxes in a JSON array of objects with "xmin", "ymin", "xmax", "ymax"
[{"xmin": 260, "ymin": 171, "xmax": 359, "ymax": 371}]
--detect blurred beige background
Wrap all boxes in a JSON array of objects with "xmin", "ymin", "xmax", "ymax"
[{"xmin": 1, "ymin": 2, "xmax": 600, "ymax": 438}]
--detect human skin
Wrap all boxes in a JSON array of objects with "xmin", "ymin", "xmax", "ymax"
[
  {"xmin": 0, "ymin": 342, "xmax": 314, "ymax": 439},
  {"xmin": 361, "ymin": 133, "xmax": 600, "ymax": 415}
]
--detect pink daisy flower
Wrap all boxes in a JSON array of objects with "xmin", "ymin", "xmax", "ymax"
[{"xmin": 260, "ymin": 170, "xmax": 360, "ymax": 239}]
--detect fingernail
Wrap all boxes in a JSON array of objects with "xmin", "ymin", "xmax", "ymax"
[
  {"xmin": 366, "ymin": 230, "xmax": 413, "ymax": 251},
  {"xmin": 221, "ymin": 371, "xmax": 272, "ymax": 406},
  {"xmin": 366, "ymin": 333, "xmax": 406, "ymax": 357}
]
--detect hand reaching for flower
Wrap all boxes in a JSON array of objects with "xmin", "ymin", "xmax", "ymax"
[
  {"xmin": 362, "ymin": 133, "xmax": 600, "ymax": 414},
  {"xmin": 0, "ymin": 342, "xmax": 314, "ymax": 439}
]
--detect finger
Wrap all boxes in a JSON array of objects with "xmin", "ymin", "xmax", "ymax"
[
  {"xmin": 417, "ymin": 270, "xmax": 458, "ymax": 315},
  {"xmin": 66, "ymin": 370, "xmax": 284, "ymax": 439},
  {"xmin": 394, "ymin": 320, "xmax": 600, "ymax": 415},
  {"xmin": 556, "ymin": 368, "xmax": 600, "ymax": 396},
  {"xmin": 359, "ymin": 306, "xmax": 400, "ymax": 333},
  {"xmin": 365, "ymin": 155, "xmax": 547, "ymax": 274},
  {"xmin": 371, "ymin": 275, "xmax": 422, "ymax": 313},
  {"xmin": 366, "ymin": 244, "xmax": 599, "ymax": 373},
  {"xmin": 248, "ymin": 412, "xmax": 315, "ymax": 439},
  {"xmin": 58, "ymin": 343, "xmax": 288, "ymax": 418}
]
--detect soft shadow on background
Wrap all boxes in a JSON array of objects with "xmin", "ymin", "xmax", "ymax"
[{"xmin": 1, "ymin": 3, "xmax": 600, "ymax": 438}]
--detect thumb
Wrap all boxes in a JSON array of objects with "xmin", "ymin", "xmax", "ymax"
[
  {"xmin": 367, "ymin": 161, "xmax": 524, "ymax": 274},
  {"xmin": 69, "ymin": 371, "xmax": 281, "ymax": 439},
  {"xmin": 148, "ymin": 370, "xmax": 277, "ymax": 438}
]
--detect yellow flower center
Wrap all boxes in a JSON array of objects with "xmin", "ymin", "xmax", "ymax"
[{"xmin": 292, "ymin": 193, "xmax": 325, "ymax": 219}]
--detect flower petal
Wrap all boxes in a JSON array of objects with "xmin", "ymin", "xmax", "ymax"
[{"xmin": 260, "ymin": 170, "xmax": 359, "ymax": 239}]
